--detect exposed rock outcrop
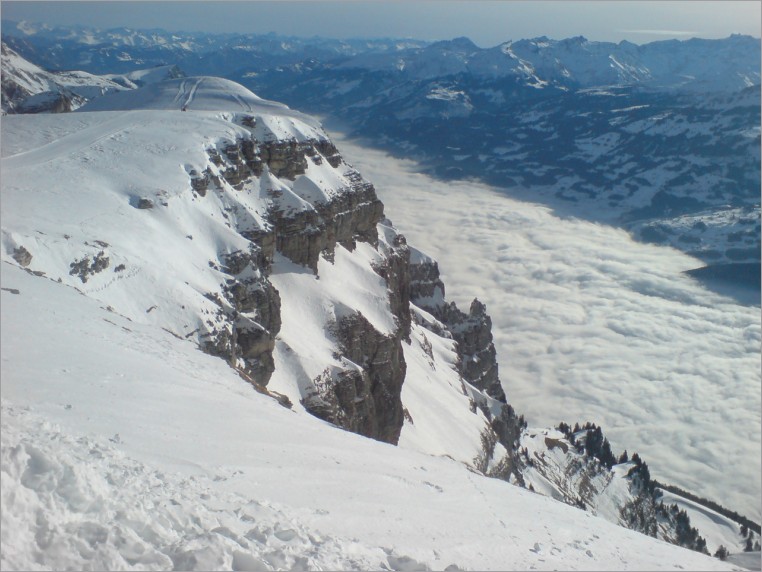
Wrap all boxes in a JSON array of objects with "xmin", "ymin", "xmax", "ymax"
[
  {"xmin": 201, "ymin": 246, "xmax": 282, "ymax": 385},
  {"xmin": 408, "ymin": 248, "xmax": 527, "ymax": 479},
  {"xmin": 188, "ymin": 168, "xmax": 220, "ymax": 197},
  {"xmin": 374, "ymin": 232, "xmax": 412, "ymax": 341},
  {"xmin": 298, "ymin": 227, "xmax": 412, "ymax": 444},
  {"xmin": 409, "ymin": 255, "xmax": 445, "ymax": 303},
  {"xmin": 194, "ymin": 129, "xmax": 391, "ymax": 402},
  {"xmin": 190, "ymin": 120, "xmax": 517, "ymax": 455},
  {"xmin": 438, "ymin": 299, "xmax": 505, "ymax": 402},
  {"xmin": 409, "ymin": 256, "xmax": 505, "ymax": 402},
  {"xmin": 205, "ymin": 135, "xmax": 384, "ymax": 273},
  {"xmin": 304, "ymin": 312, "xmax": 406, "ymax": 444},
  {"xmin": 266, "ymin": 185, "xmax": 384, "ymax": 273},
  {"xmin": 69, "ymin": 250, "xmax": 110, "ymax": 283},
  {"xmin": 12, "ymin": 246, "xmax": 32, "ymax": 267}
]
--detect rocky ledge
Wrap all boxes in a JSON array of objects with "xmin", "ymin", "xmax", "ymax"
[
  {"xmin": 189, "ymin": 116, "xmax": 522, "ymax": 458},
  {"xmin": 194, "ymin": 124, "xmax": 387, "ymax": 391}
]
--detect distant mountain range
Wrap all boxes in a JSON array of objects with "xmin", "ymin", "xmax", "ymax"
[{"xmin": 3, "ymin": 20, "xmax": 759, "ymax": 91}]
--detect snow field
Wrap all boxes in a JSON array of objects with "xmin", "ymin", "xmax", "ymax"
[
  {"xmin": 1, "ymin": 403, "xmax": 425, "ymax": 572},
  {"xmin": 658, "ymin": 490, "xmax": 753, "ymax": 555},
  {"xmin": 0, "ymin": 264, "xmax": 736, "ymax": 571},
  {"xmin": 0, "ymin": 79, "xmax": 748, "ymax": 570}
]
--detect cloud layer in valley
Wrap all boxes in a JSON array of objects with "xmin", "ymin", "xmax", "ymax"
[{"xmin": 332, "ymin": 135, "xmax": 762, "ymax": 522}]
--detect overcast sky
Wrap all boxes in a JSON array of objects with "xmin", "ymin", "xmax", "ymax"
[{"xmin": 2, "ymin": 1, "xmax": 760, "ymax": 46}]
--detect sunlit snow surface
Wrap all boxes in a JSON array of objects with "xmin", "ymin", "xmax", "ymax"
[
  {"xmin": 0, "ymin": 79, "xmax": 754, "ymax": 570},
  {"xmin": 332, "ymin": 135, "xmax": 762, "ymax": 524},
  {"xmin": 0, "ymin": 265, "xmax": 736, "ymax": 571}
]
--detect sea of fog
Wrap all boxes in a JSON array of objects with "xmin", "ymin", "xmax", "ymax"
[{"xmin": 331, "ymin": 133, "xmax": 762, "ymax": 523}]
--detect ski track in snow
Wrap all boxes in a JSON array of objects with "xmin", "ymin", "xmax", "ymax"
[{"xmin": 182, "ymin": 77, "xmax": 203, "ymax": 110}]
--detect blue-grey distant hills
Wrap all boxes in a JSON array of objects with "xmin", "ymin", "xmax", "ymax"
[
  {"xmin": 2, "ymin": 20, "xmax": 758, "ymax": 91},
  {"xmin": 2, "ymin": 20, "xmax": 759, "ymax": 299}
]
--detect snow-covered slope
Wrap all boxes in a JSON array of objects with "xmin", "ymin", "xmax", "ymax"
[
  {"xmin": 657, "ymin": 489, "xmax": 752, "ymax": 555},
  {"xmin": 1, "ymin": 41, "xmax": 122, "ymax": 113},
  {"xmin": 2, "ymin": 72, "xmax": 514, "ymax": 461},
  {"xmin": 0, "ymin": 74, "xmax": 752, "ymax": 569},
  {"xmin": 1, "ymin": 41, "xmax": 182, "ymax": 114},
  {"xmin": 1, "ymin": 264, "xmax": 736, "ymax": 571},
  {"xmin": 517, "ymin": 426, "xmax": 758, "ymax": 560}
]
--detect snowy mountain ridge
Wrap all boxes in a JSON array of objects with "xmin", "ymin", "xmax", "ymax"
[
  {"xmin": 1, "ymin": 41, "xmax": 184, "ymax": 114},
  {"xmin": 0, "ymin": 19, "xmax": 428, "ymax": 77},
  {"xmin": 3, "ymin": 20, "xmax": 759, "ymax": 92},
  {"xmin": 332, "ymin": 33, "xmax": 760, "ymax": 92},
  {"xmin": 1, "ymin": 73, "xmax": 757, "ymax": 569}
]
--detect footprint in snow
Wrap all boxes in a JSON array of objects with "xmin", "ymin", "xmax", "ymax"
[
  {"xmin": 273, "ymin": 529, "xmax": 298, "ymax": 542},
  {"xmin": 386, "ymin": 553, "xmax": 430, "ymax": 571}
]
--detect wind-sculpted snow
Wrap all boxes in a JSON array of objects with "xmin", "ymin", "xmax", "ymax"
[
  {"xmin": 333, "ymin": 136, "xmax": 762, "ymax": 524},
  {"xmin": 0, "ymin": 265, "xmax": 736, "ymax": 571},
  {"xmin": 2, "ymin": 404, "xmax": 403, "ymax": 572}
]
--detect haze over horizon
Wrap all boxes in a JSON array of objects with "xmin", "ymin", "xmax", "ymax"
[{"xmin": 2, "ymin": 1, "xmax": 760, "ymax": 47}]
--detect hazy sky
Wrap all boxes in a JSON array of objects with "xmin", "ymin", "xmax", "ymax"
[{"xmin": 2, "ymin": 1, "xmax": 760, "ymax": 47}]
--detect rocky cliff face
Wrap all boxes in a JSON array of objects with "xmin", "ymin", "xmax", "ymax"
[
  {"xmin": 191, "ymin": 115, "xmax": 522, "ymax": 449},
  {"xmin": 407, "ymin": 246, "xmax": 526, "ymax": 475},
  {"xmin": 193, "ymin": 119, "xmax": 387, "ymax": 390},
  {"xmin": 409, "ymin": 252, "xmax": 506, "ymax": 402},
  {"xmin": 199, "ymin": 131, "xmax": 384, "ymax": 273},
  {"xmin": 307, "ymin": 311, "xmax": 407, "ymax": 443},
  {"xmin": 301, "ymin": 229, "xmax": 413, "ymax": 443}
]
